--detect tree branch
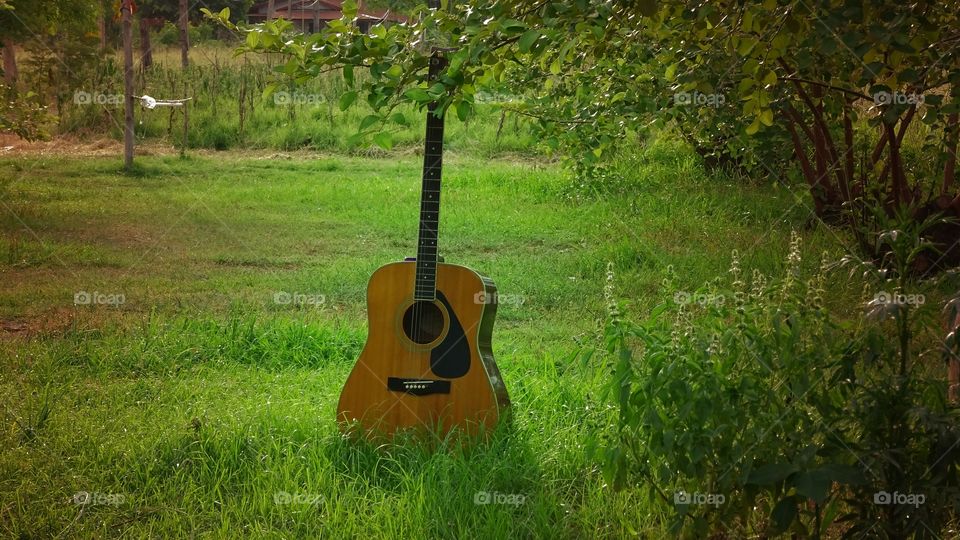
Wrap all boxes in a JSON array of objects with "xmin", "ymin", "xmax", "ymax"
[
  {"xmin": 779, "ymin": 76, "xmax": 872, "ymax": 101},
  {"xmin": 503, "ymin": 106, "xmax": 592, "ymax": 125}
]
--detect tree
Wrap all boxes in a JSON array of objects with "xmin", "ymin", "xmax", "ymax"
[
  {"xmin": 643, "ymin": 2, "xmax": 960, "ymax": 268},
  {"xmin": 179, "ymin": 0, "xmax": 188, "ymax": 68},
  {"xmin": 1, "ymin": 0, "xmax": 97, "ymax": 140},
  {"xmin": 206, "ymin": 0, "xmax": 960, "ymax": 268},
  {"xmin": 0, "ymin": 0, "xmax": 99, "ymax": 87},
  {"xmin": 122, "ymin": 0, "xmax": 134, "ymax": 169},
  {"xmin": 139, "ymin": 15, "xmax": 154, "ymax": 68}
]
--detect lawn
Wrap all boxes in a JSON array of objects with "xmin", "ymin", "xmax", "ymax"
[{"xmin": 1, "ymin": 140, "xmax": 851, "ymax": 537}]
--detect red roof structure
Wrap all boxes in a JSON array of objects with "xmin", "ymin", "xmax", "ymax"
[{"xmin": 248, "ymin": 1, "xmax": 406, "ymax": 33}]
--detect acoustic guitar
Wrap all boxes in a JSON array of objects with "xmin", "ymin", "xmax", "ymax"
[{"xmin": 336, "ymin": 49, "xmax": 510, "ymax": 439}]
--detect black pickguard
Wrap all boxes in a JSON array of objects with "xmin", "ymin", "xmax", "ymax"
[{"xmin": 430, "ymin": 291, "xmax": 470, "ymax": 378}]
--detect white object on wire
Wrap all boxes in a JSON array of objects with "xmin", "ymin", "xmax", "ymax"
[{"xmin": 138, "ymin": 95, "xmax": 192, "ymax": 109}]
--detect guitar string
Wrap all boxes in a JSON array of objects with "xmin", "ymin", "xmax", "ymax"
[
  {"xmin": 413, "ymin": 61, "xmax": 444, "ymax": 353},
  {"xmin": 418, "ymin": 115, "xmax": 441, "ymax": 340},
  {"xmin": 415, "ymin": 120, "xmax": 438, "ymax": 350}
]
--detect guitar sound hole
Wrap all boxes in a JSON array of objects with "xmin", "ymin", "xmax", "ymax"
[{"xmin": 402, "ymin": 301, "xmax": 445, "ymax": 344}]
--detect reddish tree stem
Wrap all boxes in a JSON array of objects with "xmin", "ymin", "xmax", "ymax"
[{"xmin": 944, "ymin": 113, "xmax": 958, "ymax": 196}]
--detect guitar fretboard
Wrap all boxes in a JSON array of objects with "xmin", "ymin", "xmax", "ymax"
[{"xmin": 414, "ymin": 55, "xmax": 447, "ymax": 301}]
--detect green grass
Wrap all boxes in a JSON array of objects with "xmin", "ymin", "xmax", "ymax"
[
  {"xmin": 0, "ymin": 138, "xmax": 855, "ymax": 537},
  {"xmin": 56, "ymin": 44, "xmax": 539, "ymax": 156}
]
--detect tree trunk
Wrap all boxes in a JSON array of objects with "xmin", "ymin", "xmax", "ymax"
[
  {"xmin": 886, "ymin": 122, "xmax": 909, "ymax": 206},
  {"xmin": 122, "ymin": 0, "xmax": 135, "ymax": 169},
  {"xmin": 138, "ymin": 18, "xmax": 153, "ymax": 69},
  {"xmin": 842, "ymin": 102, "xmax": 855, "ymax": 200},
  {"xmin": 783, "ymin": 108, "xmax": 826, "ymax": 216},
  {"xmin": 99, "ymin": 14, "xmax": 108, "ymax": 51},
  {"xmin": 2, "ymin": 37, "xmax": 17, "ymax": 86},
  {"xmin": 267, "ymin": 0, "xmax": 275, "ymax": 18},
  {"xmin": 179, "ymin": 0, "xmax": 189, "ymax": 68}
]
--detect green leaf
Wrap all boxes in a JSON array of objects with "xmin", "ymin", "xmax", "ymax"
[
  {"xmin": 737, "ymin": 37, "xmax": 757, "ymax": 56},
  {"xmin": 359, "ymin": 114, "xmax": 380, "ymax": 131},
  {"xmin": 818, "ymin": 464, "xmax": 868, "ymax": 486},
  {"xmin": 339, "ymin": 91, "xmax": 358, "ymax": 111},
  {"xmin": 403, "ymin": 88, "xmax": 431, "ymax": 103},
  {"xmin": 390, "ymin": 112, "xmax": 408, "ymax": 126},
  {"xmin": 518, "ymin": 29, "xmax": 540, "ymax": 53},
  {"xmin": 428, "ymin": 83, "xmax": 446, "ymax": 97},
  {"xmin": 262, "ymin": 83, "xmax": 278, "ymax": 101},
  {"xmin": 385, "ymin": 64, "xmax": 404, "ymax": 80},
  {"xmin": 747, "ymin": 463, "xmax": 797, "ymax": 485},
  {"xmin": 760, "ymin": 108, "xmax": 774, "ymax": 126},
  {"xmin": 343, "ymin": 65, "xmax": 354, "ymax": 85},
  {"xmin": 341, "ymin": 0, "xmax": 357, "ymax": 20},
  {"xmin": 665, "ymin": 63, "xmax": 678, "ymax": 81},
  {"xmin": 793, "ymin": 469, "xmax": 832, "ymax": 504},
  {"xmin": 346, "ymin": 132, "xmax": 365, "ymax": 147},
  {"xmin": 456, "ymin": 100, "xmax": 472, "ymax": 121},
  {"xmin": 770, "ymin": 496, "xmax": 798, "ymax": 534},
  {"xmin": 501, "ymin": 19, "xmax": 526, "ymax": 33},
  {"xmin": 637, "ymin": 0, "xmax": 657, "ymax": 16},
  {"xmin": 373, "ymin": 132, "xmax": 393, "ymax": 149},
  {"xmin": 746, "ymin": 118, "xmax": 762, "ymax": 135},
  {"xmin": 550, "ymin": 58, "xmax": 562, "ymax": 75}
]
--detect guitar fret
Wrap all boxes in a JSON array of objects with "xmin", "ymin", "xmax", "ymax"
[{"xmin": 412, "ymin": 50, "xmax": 448, "ymax": 299}]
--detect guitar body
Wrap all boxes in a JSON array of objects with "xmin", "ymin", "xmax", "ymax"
[{"xmin": 337, "ymin": 261, "xmax": 510, "ymax": 438}]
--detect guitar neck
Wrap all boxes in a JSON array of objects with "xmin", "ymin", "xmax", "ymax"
[{"xmin": 414, "ymin": 54, "xmax": 447, "ymax": 302}]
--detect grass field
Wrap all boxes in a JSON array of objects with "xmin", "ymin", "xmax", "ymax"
[
  {"xmin": 1, "ymin": 139, "xmax": 859, "ymax": 537},
  {"xmin": 52, "ymin": 43, "xmax": 539, "ymax": 156}
]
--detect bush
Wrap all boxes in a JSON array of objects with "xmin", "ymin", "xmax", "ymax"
[
  {"xmin": 592, "ymin": 228, "xmax": 960, "ymax": 538},
  {"xmin": 0, "ymin": 85, "xmax": 50, "ymax": 140},
  {"xmin": 155, "ymin": 21, "xmax": 215, "ymax": 47}
]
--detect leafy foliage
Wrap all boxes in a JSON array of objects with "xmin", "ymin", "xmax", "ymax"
[
  {"xmin": 594, "ymin": 227, "xmax": 960, "ymax": 537},
  {"xmin": 205, "ymin": 0, "xmax": 960, "ymax": 263},
  {"xmin": 0, "ymin": 85, "xmax": 49, "ymax": 140},
  {"xmin": 0, "ymin": 0, "xmax": 96, "ymax": 42}
]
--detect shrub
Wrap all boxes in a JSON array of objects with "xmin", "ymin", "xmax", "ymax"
[
  {"xmin": 155, "ymin": 21, "xmax": 215, "ymax": 47},
  {"xmin": 592, "ymin": 228, "xmax": 960, "ymax": 538}
]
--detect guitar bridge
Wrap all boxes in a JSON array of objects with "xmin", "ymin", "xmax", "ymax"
[{"xmin": 387, "ymin": 377, "xmax": 451, "ymax": 396}]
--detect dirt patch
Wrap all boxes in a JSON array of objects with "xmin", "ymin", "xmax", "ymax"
[
  {"xmin": 0, "ymin": 134, "xmax": 337, "ymax": 160},
  {"xmin": 0, "ymin": 133, "xmax": 176, "ymax": 158},
  {"xmin": 0, "ymin": 308, "xmax": 78, "ymax": 340},
  {"xmin": 0, "ymin": 134, "xmax": 555, "ymax": 165}
]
